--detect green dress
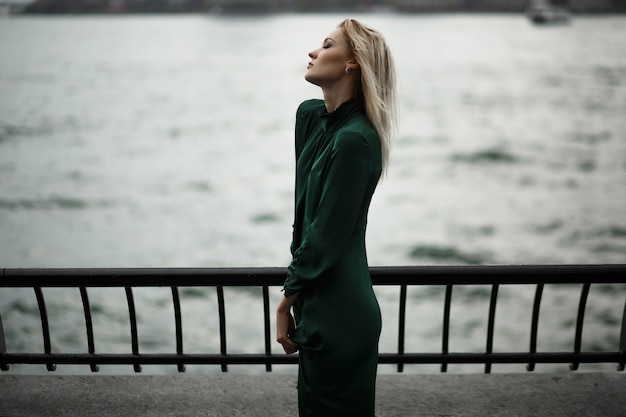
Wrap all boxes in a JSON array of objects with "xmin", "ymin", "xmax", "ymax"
[{"xmin": 283, "ymin": 98, "xmax": 383, "ymax": 417}]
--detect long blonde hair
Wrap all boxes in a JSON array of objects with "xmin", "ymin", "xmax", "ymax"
[{"xmin": 340, "ymin": 19, "xmax": 398, "ymax": 174}]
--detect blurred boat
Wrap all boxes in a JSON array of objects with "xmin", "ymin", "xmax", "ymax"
[{"xmin": 526, "ymin": 0, "xmax": 571, "ymax": 24}]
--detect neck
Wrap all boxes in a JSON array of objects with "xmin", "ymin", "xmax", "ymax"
[{"xmin": 321, "ymin": 78, "xmax": 356, "ymax": 113}]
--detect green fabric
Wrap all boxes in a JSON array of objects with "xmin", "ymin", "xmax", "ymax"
[{"xmin": 283, "ymin": 99, "xmax": 383, "ymax": 417}]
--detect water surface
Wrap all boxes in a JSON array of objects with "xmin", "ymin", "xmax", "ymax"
[{"xmin": 1, "ymin": 14, "xmax": 625, "ymax": 374}]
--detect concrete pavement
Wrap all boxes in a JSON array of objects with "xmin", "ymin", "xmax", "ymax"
[{"xmin": 1, "ymin": 373, "xmax": 625, "ymax": 416}]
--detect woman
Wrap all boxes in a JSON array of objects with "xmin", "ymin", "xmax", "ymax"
[{"xmin": 276, "ymin": 19, "xmax": 397, "ymax": 417}]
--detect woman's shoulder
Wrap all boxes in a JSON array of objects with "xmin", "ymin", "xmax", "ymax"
[
  {"xmin": 333, "ymin": 117, "xmax": 381, "ymax": 156},
  {"xmin": 338, "ymin": 114, "xmax": 379, "ymax": 142},
  {"xmin": 296, "ymin": 99, "xmax": 325, "ymax": 118}
]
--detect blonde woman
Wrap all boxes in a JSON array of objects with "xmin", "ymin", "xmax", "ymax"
[{"xmin": 276, "ymin": 19, "xmax": 397, "ymax": 417}]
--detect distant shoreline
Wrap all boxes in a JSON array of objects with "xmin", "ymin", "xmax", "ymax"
[
  {"xmin": 11, "ymin": 1, "xmax": 626, "ymax": 16},
  {"xmin": 11, "ymin": 10, "xmax": 626, "ymax": 16}
]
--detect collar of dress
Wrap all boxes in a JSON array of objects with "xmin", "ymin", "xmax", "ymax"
[{"xmin": 318, "ymin": 99, "xmax": 360, "ymax": 133}]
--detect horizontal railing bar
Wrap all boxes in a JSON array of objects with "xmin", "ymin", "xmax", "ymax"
[
  {"xmin": 1, "ymin": 353, "xmax": 299, "ymax": 366},
  {"xmin": 378, "ymin": 352, "xmax": 626, "ymax": 365},
  {"xmin": 1, "ymin": 267, "xmax": 287, "ymax": 287},
  {"xmin": 2, "ymin": 352, "xmax": 623, "ymax": 366},
  {"xmin": 2, "ymin": 265, "xmax": 625, "ymax": 287}
]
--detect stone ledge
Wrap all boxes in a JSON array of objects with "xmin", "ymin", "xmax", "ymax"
[{"xmin": 1, "ymin": 373, "xmax": 624, "ymax": 416}]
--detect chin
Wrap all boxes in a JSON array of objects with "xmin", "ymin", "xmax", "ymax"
[{"xmin": 304, "ymin": 72, "xmax": 322, "ymax": 87}]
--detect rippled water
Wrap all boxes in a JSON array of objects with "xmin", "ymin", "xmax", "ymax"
[{"xmin": 1, "ymin": 14, "xmax": 625, "ymax": 374}]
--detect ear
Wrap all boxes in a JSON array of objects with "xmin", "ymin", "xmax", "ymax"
[{"xmin": 346, "ymin": 60, "xmax": 360, "ymax": 71}]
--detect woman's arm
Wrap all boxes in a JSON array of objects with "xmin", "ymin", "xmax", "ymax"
[{"xmin": 283, "ymin": 131, "xmax": 378, "ymax": 296}]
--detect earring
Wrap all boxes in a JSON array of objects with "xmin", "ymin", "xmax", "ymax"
[{"xmin": 344, "ymin": 68, "xmax": 350, "ymax": 74}]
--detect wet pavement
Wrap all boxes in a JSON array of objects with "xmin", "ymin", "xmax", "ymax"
[{"xmin": 1, "ymin": 372, "xmax": 624, "ymax": 416}]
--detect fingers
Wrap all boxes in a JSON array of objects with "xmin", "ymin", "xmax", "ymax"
[
  {"xmin": 278, "ymin": 338, "xmax": 299, "ymax": 355},
  {"xmin": 276, "ymin": 303, "xmax": 299, "ymax": 354},
  {"xmin": 276, "ymin": 323, "xmax": 299, "ymax": 354}
]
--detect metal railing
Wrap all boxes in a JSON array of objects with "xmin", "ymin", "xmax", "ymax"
[{"xmin": 1, "ymin": 265, "xmax": 625, "ymax": 373}]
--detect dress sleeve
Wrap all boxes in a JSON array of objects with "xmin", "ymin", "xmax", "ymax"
[
  {"xmin": 294, "ymin": 99, "xmax": 323, "ymax": 158},
  {"xmin": 283, "ymin": 131, "xmax": 378, "ymax": 296},
  {"xmin": 290, "ymin": 100, "xmax": 321, "ymax": 257}
]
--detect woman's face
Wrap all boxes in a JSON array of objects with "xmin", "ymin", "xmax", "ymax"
[{"xmin": 305, "ymin": 29, "xmax": 353, "ymax": 87}]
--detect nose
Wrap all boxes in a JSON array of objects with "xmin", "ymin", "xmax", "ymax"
[{"xmin": 308, "ymin": 49, "xmax": 317, "ymax": 59}]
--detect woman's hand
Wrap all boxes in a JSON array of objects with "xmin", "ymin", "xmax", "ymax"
[{"xmin": 276, "ymin": 292, "xmax": 300, "ymax": 355}]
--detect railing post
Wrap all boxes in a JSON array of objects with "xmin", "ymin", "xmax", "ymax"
[
  {"xmin": 397, "ymin": 284, "xmax": 407, "ymax": 372},
  {"xmin": 441, "ymin": 284, "xmax": 453, "ymax": 372},
  {"xmin": 0, "ymin": 313, "xmax": 8, "ymax": 371},
  {"xmin": 171, "ymin": 286, "xmax": 185, "ymax": 373},
  {"xmin": 617, "ymin": 301, "xmax": 626, "ymax": 371},
  {"xmin": 125, "ymin": 287, "xmax": 141, "ymax": 373},
  {"xmin": 527, "ymin": 284, "xmax": 544, "ymax": 372},
  {"xmin": 34, "ymin": 287, "xmax": 56, "ymax": 372},
  {"xmin": 570, "ymin": 283, "xmax": 590, "ymax": 371},
  {"xmin": 485, "ymin": 284, "xmax": 499, "ymax": 374},
  {"xmin": 262, "ymin": 285, "xmax": 272, "ymax": 372},
  {"xmin": 79, "ymin": 287, "xmax": 99, "ymax": 373},
  {"xmin": 216, "ymin": 286, "xmax": 228, "ymax": 372}
]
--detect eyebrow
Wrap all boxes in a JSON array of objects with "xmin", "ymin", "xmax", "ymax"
[{"xmin": 323, "ymin": 37, "xmax": 335, "ymax": 43}]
